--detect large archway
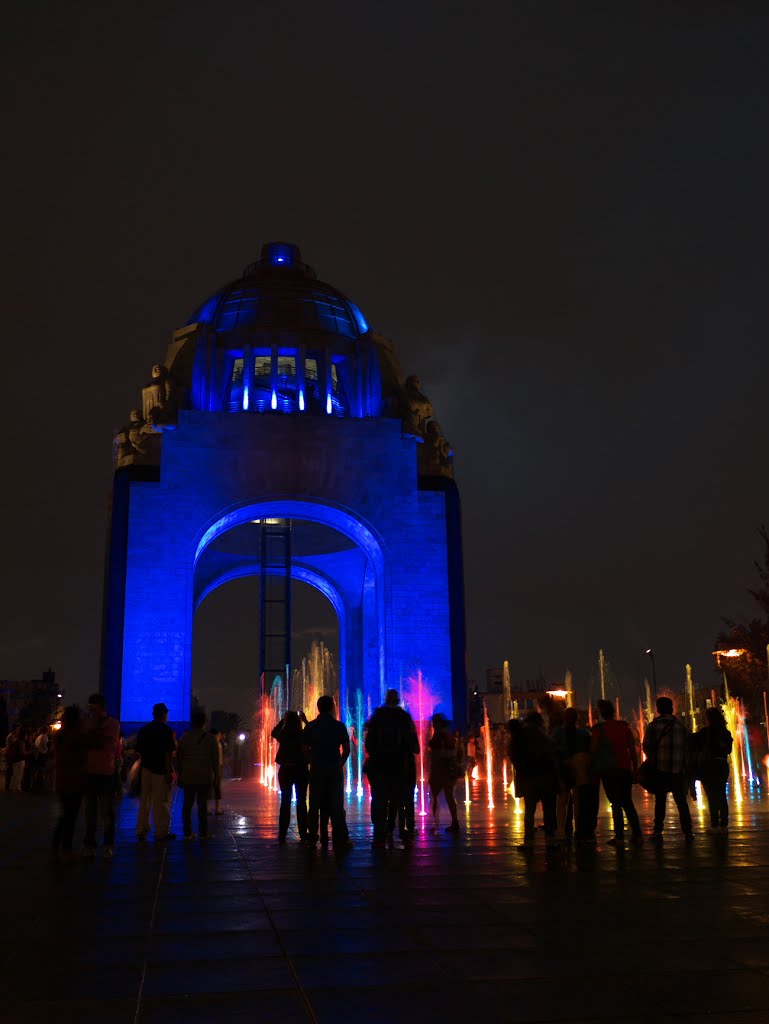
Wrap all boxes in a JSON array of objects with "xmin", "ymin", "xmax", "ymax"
[{"xmin": 102, "ymin": 243, "xmax": 466, "ymax": 733}]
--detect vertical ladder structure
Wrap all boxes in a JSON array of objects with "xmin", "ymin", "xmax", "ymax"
[{"xmin": 259, "ymin": 520, "xmax": 292, "ymax": 707}]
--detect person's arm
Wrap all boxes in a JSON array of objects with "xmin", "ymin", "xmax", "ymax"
[
  {"xmin": 642, "ymin": 721, "xmax": 655, "ymax": 757},
  {"xmin": 340, "ymin": 725, "xmax": 351, "ymax": 766},
  {"xmin": 271, "ymin": 719, "xmax": 284, "ymax": 742},
  {"xmin": 625, "ymin": 723, "xmax": 638, "ymax": 772}
]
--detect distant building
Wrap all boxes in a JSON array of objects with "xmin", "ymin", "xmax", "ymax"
[
  {"xmin": 472, "ymin": 670, "xmax": 560, "ymax": 725},
  {"xmin": 0, "ymin": 669, "xmax": 59, "ymax": 734}
]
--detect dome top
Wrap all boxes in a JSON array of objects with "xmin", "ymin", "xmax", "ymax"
[{"xmin": 186, "ymin": 242, "xmax": 369, "ymax": 340}]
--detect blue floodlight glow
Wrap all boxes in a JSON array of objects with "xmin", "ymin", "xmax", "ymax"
[
  {"xmin": 242, "ymin": 386, "xmax": 249, "ymax": 411},
  {"xmin": 349, "ymin": 302, "xmax": 368, "ymax": 335},
  {"xmin": 265, "ymin": 242, "xmax": 295, "ymax": 267},
  {"xmin": 326, "ymin": 393, "xmax": 332, "ymax": 415},
  {"xmin": 271, "ymin": 391, "xmax": 278, "ymax": 410},
  {"xmin": 298, "ymin": 390, "xmax": 305, "ymax": 411}
]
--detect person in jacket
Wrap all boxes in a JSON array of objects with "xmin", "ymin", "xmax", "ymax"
[
  {"xmin": 135, "ymin": 702, "xmax": 177, "ymax": 842},
  {"xmin": 365, "ymin": 689, "xmax": 419, "ymax": 848},
  {"xmin": 82, "ymin": 694, "xmax": 121, "ymax": 859},
  {"xmin": 591, "ymin": 700, "xmax": 643, "ymax": 845},
  {"xmin": 692, "ymin": 707, "xmax": 733, "ymax": 834},
  {"xmin": 428, "ymin": 713, "xmax": 460, "ymax": 834},
  {"xmin": 508, "ymin": 711, "xmax": 559, "ymax": 850},
  {"xmin": 271, "ymin": 711, "xmax": 309, "ymax": 843},
  {"xmin": 642, "ymin": 697, "xmax": 693, "ymax": 842},
  {"xmin": 176, "ymin": 710, "xmax": 220, "ymax": 841},
  {"xmin": 302, "ymin": 695, "xmax": 353, "ymax": 851}
]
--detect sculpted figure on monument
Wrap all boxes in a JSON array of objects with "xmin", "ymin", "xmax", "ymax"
[
  {"xmin": 421, "ymin": 420, "xmax": 453, "ymax": 476},
  {"xmin": 142, "ymin": 363, "xmax": 179, "ymax": 429},
  {"xmin": 401, "ymin": 374, "xmax": 433, "ymax": 436},
  {"xmin": 128, "ymin": 409, "xmax": 145, "ymax": 449}
]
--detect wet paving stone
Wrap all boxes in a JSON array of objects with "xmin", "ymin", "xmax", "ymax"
[{"xmin": 1, "ymin": 779, "xmax": 769, "ymax": 1022}]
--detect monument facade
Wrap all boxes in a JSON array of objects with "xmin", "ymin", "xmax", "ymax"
[{"xmin": 102, "ymin": 243, "xmax": 466, "ymax": 730}]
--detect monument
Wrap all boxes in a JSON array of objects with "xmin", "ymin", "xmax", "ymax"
[{"xmin": 101, "ymin": 242, "xmax": 466, "ymax": 731}]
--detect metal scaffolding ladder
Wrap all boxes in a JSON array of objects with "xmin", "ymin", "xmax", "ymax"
[{"xmin": 259, "ymin": 520, "xmax": 292, "ymax": 706}]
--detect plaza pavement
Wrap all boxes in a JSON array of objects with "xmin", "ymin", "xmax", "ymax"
[{"xmin": 1, "ymin": 778, "xmax": 769, "ymax": 1024}]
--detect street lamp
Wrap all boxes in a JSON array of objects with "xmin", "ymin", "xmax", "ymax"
[{"xmin": 645, "ymin": 648, "xmax": 658, "ymax": 698}]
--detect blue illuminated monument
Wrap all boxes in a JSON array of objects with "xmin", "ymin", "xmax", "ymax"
[{"xmin": 102, "ymin": 243, "xmax": 466, "ymax": 730}]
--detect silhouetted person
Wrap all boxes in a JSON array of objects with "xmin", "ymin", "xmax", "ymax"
[
  {"xmin": 82, "ymin": 694, "xmax": 121, "ymax": 859},
  {"xmin": 591, "ymin": 699, "xmax": 643, "ymax": 845},
  {"xmin": 509, "ymin": 711, "xmax": 559, "ymax": 850},
  {"xmin": 692, "ymin": 707, "xmax": 733, "ymax": 833},
  {"xmin": 302, "ymin": 696, "xmax": 353, "ymax": 851},
  {"xmin": 135, "ymin": 702, "xmax": 177, "ymax": 842},
  {"xmin": 271, "ymin": 711, "xmax": 309, "ymax": 843},
  {"xmin": 177, "ymin": 710, "xmax": 220, "ymax": 840},
  {"xmin": 51, "ymin": 706, "xmax": 86, "ymax": 861},
  {"xmin": 643, "ymin": 697, "xmax": 693, "ymax": 842},
  {"xmin": 428, "ymin": 713, "xmax": 460, "ymax": 833},
  {"xmin": 365, "ymin": 689, "xmax": 419, "ymax": 848},
  {"xmin": 554, "ymin": 707, "xmax": 598, "ymax": 843}
]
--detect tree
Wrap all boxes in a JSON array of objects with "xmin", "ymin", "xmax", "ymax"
[{"xmin": 715, "ymin": 525, "xmax": 769, "ymax": 715}]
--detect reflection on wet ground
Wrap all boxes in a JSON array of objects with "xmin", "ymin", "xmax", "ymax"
[{"xmin": 1, "ymin": 779, "xmax": 768, "ymax": 1022}]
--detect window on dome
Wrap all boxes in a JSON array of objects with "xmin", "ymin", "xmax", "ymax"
[
  {"xmin": 227, "ymin": 358, "xmax": 245, "ymax": 411},
  {"xmin": 254, "ymin": 356, "xmax": 271, "ymax": 381},
  {"xmin": 277, "ymin": 356, "xmax": 296, "ymax": 380}
]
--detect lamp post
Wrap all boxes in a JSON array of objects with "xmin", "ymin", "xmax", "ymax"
[{"xmin": 645, "ymin": 648, "xmax": 658, "ymax": 699}]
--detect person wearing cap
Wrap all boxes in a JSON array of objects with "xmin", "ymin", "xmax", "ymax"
[
  {"xmin": 82, "ymin": 694, "xmax": 121, "ymax": 858},
  {"xmin": 135, "ymin": 702, "xmax": 177, "ymax": 842}
]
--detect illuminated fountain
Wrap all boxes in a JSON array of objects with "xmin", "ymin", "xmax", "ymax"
[
  {"xmin": 481, "ymin": 699, "xmax": 495, "ymax": 809},
  {"xmin": 402, "ymin": 668, "xmax": 444, "ymax": 820}
]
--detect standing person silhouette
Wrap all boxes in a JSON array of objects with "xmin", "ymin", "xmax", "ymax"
[
  {"xmin": 302, "ymin": 696, "xmax": 353, "ymax": 851},
  {"xmin": 271, "ymin": 711, "xmax": 309, "ymax": 843},
  {"xmin": 643, "ymin": 697, "xmax": 693, "ymax": 842}
]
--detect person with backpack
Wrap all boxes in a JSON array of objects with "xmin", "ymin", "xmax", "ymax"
[
  {"xmin": 692, "ymin": 707, "xmax": 733, "ymax": 834},
  {"xmin": 176, "ymin": 710, "xmax": 220, "ymax": 841},
  {"xmin": 590, "ymin": 700, "xmax": 643, "ymax": 846},
  {"xmin": 643, "ymin": 696, "xmax": 693, "ymax": 842},
  {"xmin": 365, "ymin": 689, "xmax": 419, "ymax": 848}
]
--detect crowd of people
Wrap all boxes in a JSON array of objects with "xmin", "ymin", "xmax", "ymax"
[{"xmin": 2, "ymin": 688, "xmax": 737, "ymax": 859}]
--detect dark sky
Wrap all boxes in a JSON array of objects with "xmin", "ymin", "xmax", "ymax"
[{"xmin": 3, "ymin": 4, "xmax": 769, "ymax": 717}]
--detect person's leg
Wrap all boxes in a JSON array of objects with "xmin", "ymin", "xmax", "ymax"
[
  {"xmin": 601, "ymin": 773, "xmax": 624, "ymax": 837},
  {"xmin": 182, "ymin": 785, "xmax": 195, "ymax": 837},
  {"xmin": 136, "ymin": 770, "xmax": 152, "ymax": 837},
  {"xmin": 718, "ymin": 764, "xmax": 729, "ymax": 828},
  {"xmin": 702, "ymin": 775, "xmax": 719, "ymax": 829},
  {"xmin": 445, "ymin": 781, "xmax": 459, "ymax": 829},
  {"xmin": 617, "ymin": 770, "xmax": 642, "ymax": 838},
  {"xmin": 306, "ymin": 775, "xmax": 319, "ymax": 843},
  {"xmin": 277, "ymin": 766, "xmax": 292, "ymax": 839},
  {"xmin": 295, "ymin": 772, "xmax": 308, "ymax": 839},
  {"xmin": 522, "ymin": 786, "xmax": 536, "ymax": 845},
  {"xmin": 671, "ymin": 774, "xmax": 693, "ymax": 835},
  {"xmin": 403, "ymin": 772, "xmax": 416, "ymax": 838},
  {"xmin": 51, "ymin": 794, "xmax": 66, "ymax": 853},
  {"xmin": 10, "ymin": 761, "xmax": 24, "ymax": 791},
  {"xmin": 653, "ymin": 775, "xmax": 672, "ymax": 835},
  {"xmin": 542, "ymin": 787, "xmax": 558, "ymax": 840},
  {"xmin": 83, "ymin": 775, "xmax": 97, "ymax": 848},
  {"xmin": 154, "ymin": 772, "xmax": 172, "ymax": 838},
  {"xmin": 196, "ymin": 784, "xmax": 209, "ymax": 837},
  {"xmin": 556, "ymin": 787, "xmax": 569, "ymax": 838},
  {"xmin": 61, "ymin": 793, "xmax": 83, "ymax": 852},
  {"xmin": 99, "ymin": 775, "xmax": 116, "ymax": 847},
  {"xmin": 369, "ymin": 774, "xmax": 386, "ymax": 843},
  {"xmin": 329, "ymin": 775, "xmax": 350, "ymax": 847}
]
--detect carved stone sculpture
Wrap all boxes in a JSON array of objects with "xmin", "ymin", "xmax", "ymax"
[
  {"xmin": 401, "ymin": 374, "xmax": 433, "ymax": 436},
  {"xmin": 142, "ymin": 364, "xmax": 178, "ymax": 429},
  {"xmin": 421, "ymin": 420, "xmax": 453, "ymax": 477}
]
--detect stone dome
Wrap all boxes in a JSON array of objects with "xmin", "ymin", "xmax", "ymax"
[{"xmin": 186, "ymin": 241, "xmax": 369, "ymax": 341}]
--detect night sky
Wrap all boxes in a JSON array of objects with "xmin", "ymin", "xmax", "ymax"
[{"xmin": 3, "ymin": 4, "xmax": 769, "ymax": 717}]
